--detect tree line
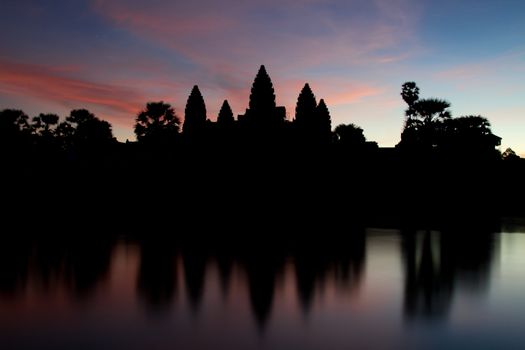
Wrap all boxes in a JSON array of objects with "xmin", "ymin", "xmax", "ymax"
[{"xmin": 0, "ymin": 65, "xmax": 519, "ymax": 162}]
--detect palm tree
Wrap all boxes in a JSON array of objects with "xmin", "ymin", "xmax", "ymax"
[
  {"xmin": 399, "ymin": 82, "xmax": 451, "ymax": 150},
  {"xmin": 32, "ymin": 113, "xmax": 59, "ymax": 137},
  {"xmin": 134, "ymin": 101, "xmax": 180, "ymax": 145}
]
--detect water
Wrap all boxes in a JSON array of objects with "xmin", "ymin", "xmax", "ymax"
[{"xmin": 1, "ymin": 228, "xmax": 525, "ymax": 349}]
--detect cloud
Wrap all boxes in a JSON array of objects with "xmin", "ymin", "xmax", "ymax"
[
  {"xmin": 0, "ymin": 0, "xmax": 420, "ymax": 143},
  {"xmin": 271, "ymin": 77, "xmax": 382, "ymax": 118},
  {"xmin": 434, "ymin": 51, "xmax": 525, "ymax": 91},
  {"xmin": 0, "ymin": 59, "xmax": 144, "ymax": 117},
  {"xmin": 91, "ymin": 0, "xmax": 419, "ymax": 71},
  {"xmin": 324, "ymin": 87, "xmax": 383, "ymax": 106}
]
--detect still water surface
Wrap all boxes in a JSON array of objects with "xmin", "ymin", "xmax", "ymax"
[{"xmin": 1, "ymin": 229, "xmax": 525, "ymax": 349}]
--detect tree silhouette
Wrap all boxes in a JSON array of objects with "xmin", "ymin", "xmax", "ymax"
[
  {"xmin": 134, "ymin": 101, "xmax": 180, "ymax": 145},
  {"xmin": 79, "ymin": 118, "xmax": 113, "ymax": 144},
  {"xmin": 183, "ymin": 85, "xmax": 207, "ymax": 137},
  {"xmin": 63, "ymin": 109, "xmax": 115, "ymax": 152},
  {"xmin": 217, "ymin": 100, "xmax": 234, "ymax": 126},
  {"xmin": 32, "ymin": 113, "xmax": 59, "ymax": 137},
  {"xmin": 398, "ymin": 82, "xmax": 451, "ymax": 151},
  {"xmin": 0, "ymin": 109, "xmax": 30, "ymax": 141},
  {"xmin": 334, "ymin": 123, "xmax": 366, "ymax": 148},
  {"xmin": 56, "ymin": 121, "xmax": 75, "ymax": 137},
  {"xmin": 30, "ymin": 113, "xmax": 61, "ymax": 157},
  {"xmin": 66, "ymin": 109, "xmax": 95, "ymax": 126},
  {"xmin": 401, "ymin": 81, "xmax": 420, "ymax": 106},
  {"xmin": 62, "ymin": 109, "xmax": 98, "ymax": 147},
  {"xmin": 399, "ymin": 83, "xmax": 500, "ymax": 159},
  {"xmin": 0, "ymin": 109, "xmax": 32, "ymax": 157},
  {"xmin": 443, "ymin": 115, "xmax": 501, "ymax": 159},
  {"xmin": 502, "ymin": 147, "xmax": 520, "ymax": 161},
  {"xmin": 409, "ymin": 99, "xmax": 451, "ymax": 125}
]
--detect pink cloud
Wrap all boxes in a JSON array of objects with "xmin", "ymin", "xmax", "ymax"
[
  {"xmin": 434, "ymin": 51, "xmax": 525, "ymax": 86},
  {"xmin": 263, "ymin": 76, "xmax": 383, "ymax": 120},
  {"xmin": 282, "ymin": 77, "xmax": 381, "ymax": 103},
  {"xmin": 91, "ymin": 0, "xmax": 419, "ymax": 71},
  {"xmin": 0, "ymin": 60, "xmax": 144, "ymax": 117},
  {"xmin": 324, "ymin": 87, "xmax": 383, "ymax": 106}
]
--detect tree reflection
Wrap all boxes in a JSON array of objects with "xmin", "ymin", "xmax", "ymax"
[
  {"xmin": 0, "ymin": 236, "xmax": 113, "ymax": 300},
  {"xmin": 401, "ymin": 222, "xmax": 496, "ymax": 322},
  {"xmin": 402, "ymin": 230, "xmax": 453, "ymax": 320},
  {"xmin": 0, "ymin": 237, "xmax": 30, "ymax": 297}
]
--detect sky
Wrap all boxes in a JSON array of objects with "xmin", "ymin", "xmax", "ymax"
[{"xmin": 0, "ymin": 0, "xmax": 524, "ymax": 153}]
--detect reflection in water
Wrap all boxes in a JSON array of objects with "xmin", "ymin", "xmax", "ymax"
[
  {"xmin": 216, "ymin": 252, "xmax": 234, "ymax": 297},
  {"xmin": 0, "ymin": 232, "xmax": 367, "ymax": 326},
  {"xmin": 244, "ymin": 249, "xmax": 284, "ymax": 328},
  {"xmin": 401, "ymin": 224, "xmax": 496, "ymax": 322},
  {"xmin": 0, "ymin": 237, "xmax": 30, "ymax": 297},
  {"xmin": 137, "ymin": 239, "xmax": 178, "ymax": 311},
  {"xmin": 183, "ymin": 248, "xmax": 207, "ymax": 312},
  {"xmin": 294, "ymin": 231, "xmax": 366, "ymax": 314},
  {"xmin": 1, "ymin": 226, "xmax": 522, "ymax": 349},
  {"xmin": 0, "ymin": 236, "xmax": 113, "ymax": 300},
  {"xmin": 0, "ymin": 230, "xmax": 492, "ymax": 323},
  {"xmin": 402, "ymin": 230, "xmax": 454, "ymax": 320}
]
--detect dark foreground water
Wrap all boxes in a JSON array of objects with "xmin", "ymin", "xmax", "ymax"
[{"xmin": 1, "ymin": 227, "xmax": 525, "ymax": 350}]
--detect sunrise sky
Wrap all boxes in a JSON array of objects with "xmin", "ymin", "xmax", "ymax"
[{"xmin": 0, "ymin": 0, "xmax": 523, "ymax": 153}]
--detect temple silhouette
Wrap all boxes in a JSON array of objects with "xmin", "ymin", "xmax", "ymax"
[
  {"xmin": 0, "ymin": 65, "xmax": 524, "ymax": 229},
  {"xmin": 0, "ymin": 64, "xmax": 509, "ymax": 156}
]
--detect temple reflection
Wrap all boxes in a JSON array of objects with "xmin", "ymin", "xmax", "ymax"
[{"xmin": 0, "ymin": 226, "xmax": 499, "ymax": 330}]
